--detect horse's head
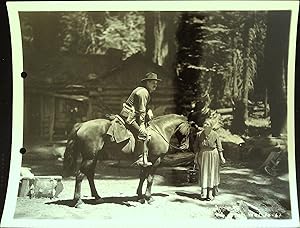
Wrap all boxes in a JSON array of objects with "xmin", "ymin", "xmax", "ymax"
[
  {"xmin": 149, "ymin": 114, "xmax": 192, "ymax": 151},
  {"xmin": 187, "ymin": 121, "xmax": 202, "ymax": 153},
  {"xmin": 174, "ymin": 121, "xmax": 191, "ymax": 151}
]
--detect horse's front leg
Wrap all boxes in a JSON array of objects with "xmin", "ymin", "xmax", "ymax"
[
  {"xmin": 145, "ymin": 172, "xmax": 155, "ymax": 203},
  {"xmin": 136, "ymin": 168, "xmax": 147, "ymax": 203},
  {"xmin": 74, "ymin": 170, "xmax": 85, "ymax": 208},
  {"xmin": 145, "ymin": 159, "xmax": 160, "ymax": 203}
]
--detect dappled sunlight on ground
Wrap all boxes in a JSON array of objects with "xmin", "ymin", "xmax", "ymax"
[
  {"xmin": 222, "ymin": 167, "xmax": 254, "ymax": 175},
  {"xmin": 15, "ymin": 141, "xmax": 291, "ymax": 220}
]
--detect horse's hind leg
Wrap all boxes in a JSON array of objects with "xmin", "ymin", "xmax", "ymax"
[
  {"xmin": 81, "ymin": 159, "xmax": 101, "ymax": 200},
  {"xmin": 74, "ymin": 170, "xmax": 85, "ymax": 208}
]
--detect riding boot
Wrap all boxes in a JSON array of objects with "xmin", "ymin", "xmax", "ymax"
[{"xmin": 135, "ymin": 139, "xmax": 152, "ymax": 167}]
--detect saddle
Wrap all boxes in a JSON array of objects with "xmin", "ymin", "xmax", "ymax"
[{"xmin": 106, "ymin": 115, "xmax": 135, "ymax": 154}]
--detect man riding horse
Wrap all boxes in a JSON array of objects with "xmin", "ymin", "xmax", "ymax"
[{"xmin": 119, "ymin": 72, "xmax": 161, "ymax": 167}]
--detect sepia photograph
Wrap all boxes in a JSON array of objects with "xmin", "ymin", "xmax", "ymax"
[{"xmin": 1, "ymin": 1, "xmax": 299, "ymax": 227}]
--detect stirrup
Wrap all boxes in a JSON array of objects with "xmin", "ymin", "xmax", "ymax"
[
  {"xmin": 131, "ymin": 159, "xmax": 152, "ymax": 167},
  {"xmin": 136, "ymin": 157, "xmax": 152, "ymax": 167}
]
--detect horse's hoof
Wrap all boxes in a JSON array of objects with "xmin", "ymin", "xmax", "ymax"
[
  {"xmin": 74, "ymin": 199, "xmax": 84, "ymax": 208},
  {"xmin": 95, "ymin": 197, "xmax": 104, "ymax": 204},
  {"xmin": 138, "ymin": 198, "xmax": 146, "ymax": 204},
  {"xmin": 146, "ymin": 197, "xmax": 154, "ymax": 204},
  {"xmin": 137, "ymin": 194, "xmax": 143, "ymax": 199}
]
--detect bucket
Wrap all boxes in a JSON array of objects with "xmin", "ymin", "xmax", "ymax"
[
  {"xmin": 187, "ymin": 169, "xmax": 198, "ymax": 183},
  {"xmin": 187, "ymin": 165, "xmax": 198, "ymax": 183}
]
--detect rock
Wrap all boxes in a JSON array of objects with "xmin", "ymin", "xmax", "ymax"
[
  {"xmin": 18, "ymin": 178, "xmax": 34, "ymax": 197},
  {"xmin": 20, "ymin": 167, "xmax": 34, "ymax": 179},
  {"xmin": 19, "ymin": 167, "xmax": 35, "ymax": 197},
  {"xmin": 238, "ymin": 200, "xmax": 251, "ymax": 218},
  {"xmin": 19, "ymin": 166, "xmax": 64, "ymax": 199},
  {"xmin": 28, "ymin": 176, "xmax": 64, "ymax": 199},
  {"xmin": 215, "ymin": 211, "xmax": 226, "ymax": 219},
  {"xmin": 54, "ymin": 180, "xmax": 64, "ymax": 198},
  {"xmin": 214, "ymin": 201, "xmax": 272, "ymax": 220},
  {"xmin": 242, "ymin": 201, "xmax": 262, "ymax": 216},
  {"xmin": 214, "ymin": 205, "xmax": 232, "ymax": 219},
  {"xmin": 230, "ymin": 212, "xmax": 248, "ymax": 219},
  {"xmin": 240, "ymin": 136, "xmax": 288, "ymax": 174}
]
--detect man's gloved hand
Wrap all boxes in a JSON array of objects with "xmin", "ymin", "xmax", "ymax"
[
  {"xmin": 147, "ymin": 109, "xmax": 154, "ymax": 120},
  {"xmin": 138, "ymin": 123, "xmax": 147, "ymax": 136},
  {"xmin": 194, "ymin": 153, "xmax": 198, "ymax": 165}
]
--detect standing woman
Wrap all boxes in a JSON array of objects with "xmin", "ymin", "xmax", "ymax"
[{"xmin": 194, "ymin": 119, "xmax": 226, "ymax": 201}]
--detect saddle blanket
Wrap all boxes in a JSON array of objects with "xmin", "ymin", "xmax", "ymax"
[{"xmin": 106, "ymin": 115, "xmax": 135, "ymax": 153}]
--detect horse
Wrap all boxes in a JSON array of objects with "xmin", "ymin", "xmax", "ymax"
[{"xmin": 62, "ymin": 114, "xmax": 191, "ymax": 207}]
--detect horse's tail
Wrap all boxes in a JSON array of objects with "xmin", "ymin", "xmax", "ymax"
[{"xmin": 62, "ymin": 122, "xmax": 82, "ymax": 177}]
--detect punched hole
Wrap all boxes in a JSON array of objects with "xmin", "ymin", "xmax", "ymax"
[
  {"xmin": 21, "ymin": 72, "xmax": 27, "ymax": 79},
  {"xmin": 20, "ymin": 148, "xmax": 26, "ymax": 155}
]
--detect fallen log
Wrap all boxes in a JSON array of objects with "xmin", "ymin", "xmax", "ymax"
[
  {"xmin": 216, "ymin": 108, "xmax": 233, "ymax": 115},
  {"xmin": 161, "ymin": 152, "xmax": 194, "ymax": 167}
]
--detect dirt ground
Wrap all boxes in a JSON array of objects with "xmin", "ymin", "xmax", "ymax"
[{"xmin": 14, "ymin": 141, "xmax": 291, "ymax": 222}]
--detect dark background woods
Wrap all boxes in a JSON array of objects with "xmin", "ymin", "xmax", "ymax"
[{"xmin": 20, "ymin": 11, "xmax": 289, "ymax": 141}]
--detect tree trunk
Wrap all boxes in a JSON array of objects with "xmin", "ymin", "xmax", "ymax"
[
  {"xmin": 264, "ymin": 11, "xmax": 289, "ymax": 136},
  {"xmin": 231, "ymin": 49, "xmax": 239, "ymax": 102},
  {"xmin": 264, "ymin": 88, "xmax": 269, "ymax": 118},
  {"xmin": 49, "ymin": 97, "xmax": 56, "ymax": 142},
  {"xmin": 29, "ymin": 12, "xmax": 61, "ymax": 54},
  {"xmin": 145, "ymin": 12, "xmax": 177, "ymax": 69},
  {"xmin": 241, "ymin": 18, "xmax": 253, "ymax": 122},
  {"xmin": 231, "ymin": 16, "xmax": 253, "ymax": 133},
  {"xmin": 153, "ymin": 12, "xmax": 167, "ymax": 66}
]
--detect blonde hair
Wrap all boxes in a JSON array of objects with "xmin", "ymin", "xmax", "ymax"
[{"xmin": 203, "ymin": 119, "xmax": 213, "ymax": 128}]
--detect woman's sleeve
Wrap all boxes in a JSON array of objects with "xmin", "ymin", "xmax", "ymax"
[
  {"xmin": 193, "ymin": 132, "xmax": 201, "ymax": 153},
  {"xmin": 216, "ymin": 133, "xmax": 224, "ymax": 152}
]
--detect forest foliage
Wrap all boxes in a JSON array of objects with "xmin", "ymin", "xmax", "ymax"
[
  {"xmin": 176, "ymin": 12, "xmax": 267, "ymax": 110},
  {"xmin": 20, "ymin": 11, "xmax": 267, "ymax": 107},
  {"xmin": 20, "ymin": 10, "xmax": 289, "ymax": 135},
  {"xmin": 21, "ymin": 12, "xmax": 145, "ymax": 58}
]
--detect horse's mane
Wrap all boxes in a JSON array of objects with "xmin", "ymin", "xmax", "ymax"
[
  {"xmin": 148, "ymin": 114, "xmax": 190, "ymax": 136},
  {"xmin": 148, "ymin": 114, "xmax": 187, "ymax": 125}
]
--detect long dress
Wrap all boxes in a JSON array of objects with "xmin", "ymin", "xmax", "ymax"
[{"xmin": 194, "ymin": 130, "xmax": 223, "ymax": 196}]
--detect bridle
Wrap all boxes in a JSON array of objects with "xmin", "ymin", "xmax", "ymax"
[{"xmin": 148, "ymin": 122, "xmax": 190, "ymax": 151}]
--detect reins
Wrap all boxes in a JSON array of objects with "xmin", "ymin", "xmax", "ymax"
[{"xmin": 148, "ymin": 123, "xmax": 188, "ymax": 151}]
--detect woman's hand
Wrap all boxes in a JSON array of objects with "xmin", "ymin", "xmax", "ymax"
[
  {"xmin": 220, "ymin": 156, "xmax": 226, "ymax": 164},
  {"xmin": 219, "ymin": 151, "xmax": 226, "ymax": 164}
]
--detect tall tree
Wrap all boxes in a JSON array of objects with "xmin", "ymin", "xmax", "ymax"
[
  {"xmin": 231, "ymin": 13, "xmax": 256, "ymax": 133},
  {"xmin": 263, "ymin": 11, "xmax": 290, "ymax": 136},
  {"xmin": 175, "ymin": 12, "xmax": 206, "ymax": 115},
  {"xmin": 28, "ymin": 12, "xmax": 61, "ymax": 54},
  {"xmin": 145, "ymin": 12, "xmax": 178, "ymax": 70}
]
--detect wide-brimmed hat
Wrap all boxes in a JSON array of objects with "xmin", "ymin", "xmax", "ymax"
[{"xmin": 141, "ymin": 72, "xmax": 162, "ymax": 82}]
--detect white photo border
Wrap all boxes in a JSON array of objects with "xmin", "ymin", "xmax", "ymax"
[{"xmin": 2, "ymin": 1, "xmax": 299, "ymax": 227}]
